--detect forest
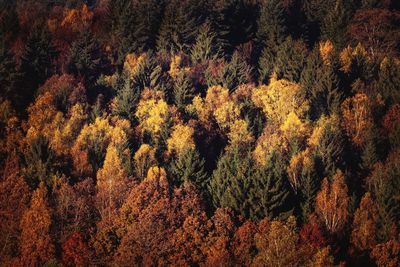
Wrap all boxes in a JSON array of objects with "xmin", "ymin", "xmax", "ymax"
[{"xmin": 0, "ymin": 0, "xmax": 399, "ymax": 266}]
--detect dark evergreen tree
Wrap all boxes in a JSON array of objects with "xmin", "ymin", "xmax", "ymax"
[
  {"xmin": 0, "ymin": 1, "xmax": 19, "ymax": 43},
  {"xmin": 190, "ymin": 21, "xmax": 221, "ymax": 64},
  {"xmin": 321, "ymin": 0, "xmax": 353, "ymax": 49},
  {"xmin": 377, "ymin": 58, "xmax": 400, "ymax": 105},
  {"xmin": 157, "ymin": 0, "xmax": 205, "ymax": 54},
  {"xmin": 170, "ymin": 148, "xmax": 208, "ymax": 189},
  {"xmin": 255, "ymin": 0, "xmax": 287, "ymax": 51},
  {"xmin": 67, "ymin": 31, "xmax": 103, "ymax": 85},
  {"xmin": 210, "ymin": 0, "xmax": 258, "ymax": 54},
  {"xmin": 112, "ymin": 74, "xmax": 140, "ymax": 123},
  {"xmin": 19, "ymin": 25, "xmax": 57, "ymax": 109},
  {"xmin": 107, "ymin": 0, "xmax": 136, "ymax": 64},
  {"xmin": 173, "ymin": 72, "xmax": 195, "ymax": 112},
  {"xmin": 208, "ymin": 148, "xmax": 252, "ymax": 218},
  {"xmin": 258, "ymin": 46, "xmax": 275, "ymax": 84},
  {"xmin": 300, "ymin": 48, "xmax": 342, "ymax": 119},
  {"xmin": 248, "ymin": 151, "xmax": 294, "ymax": 221},
  {"xmin": 23, "ymin": 135, "xmax": 55, "ymax": 189},
  {"xmin": 150, "ymin": 64, "xmax": 173, "ymax": 102},
  {"xmin": 206, "ymin": 51, "xmax": 251, "ymax": 92},
  {"xmin": 132, "ymin": 0, "xmax": 164, "ymax": 52},
  {"xmin": 132, "ymin": 51, "xmax": 158, "ymax": 91},
  {"xmin": 315, "ymin": 123, "xmax": 345, "ymax": 178},
  {"xmin": 274, "ymin": 36, "xmax": 307, "ymax": 82},
  {"xmin": 298, "ymin": 166, "xmax": 319, "ymax": 223},
  {"xmin": 0, "ymin": 41, "xmax": 20, "ymax": 103}
]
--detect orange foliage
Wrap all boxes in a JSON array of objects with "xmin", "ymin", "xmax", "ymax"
[
  {"xmin": 316, "ymin": 170, "xmax": 349, "ymax": 234},
  {"xmin": 19, "ymin": 185, "xmax": 55, "ymax": 266},
  {"xmin": 341, "ymin": 93, "xmax": 373, "ymax": 146}
]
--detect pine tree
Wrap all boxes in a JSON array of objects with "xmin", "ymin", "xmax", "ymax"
[
  {"xmin": 170, "ymin": 148, "xmax": 208, "ymax": 189},
  {"xmin": 191, "ymin": 21, "xmax": 221, "ymax": 64},
  {"xmin": 208, "ymin": 148, "xmax": 252, "ymax": 218},
  {"xmin": 321, "ymin": 0, "xmax": 352, "ymax": 49},
  {"xmin": 0, "ymin": 41, "xmax": 20, "ymax": 104},
  {"xmin": 377, "ymin": 58, "xmax": 400, "ymax": 105},
  {"xmin": 112, "ymin": 74, "xmax": 140, "ymax": 123},
  {"xmin": 255, "ymin": 0, "xmax": 287, "ymax": 51},
  {"xmin": 107, "ymin": 0, "xmax": 136, "ymax": 64},
  {"xmin": 173, "ymin": 72, "xmax": 195, "ymax": 112},
  {"xmin": 157, "ymin": 0, "xmax": 204, "ymax": 54},
  {"xmin": 150, "ymin": 64, "xmax": 173, "ymax": 102},
  {"xmin": 67, "ymin": 31, "xmax": 102, "ymax": 85},
  {"xmin": 258, "ymin": 46, "xmax": 275, "ymax": 85},
  {"xmin": 274, "ymin": 36, "xmax": 307, "ymax": 82},
  {"xmin": 210, "ymin": 0, "xmax": 258, "ymax": 54},
  {"xmin": 131, "ymin": 0, "xmax": 164, "ymax": 53},
  {"xmin": 23, "ymin": 135, "xmax": 55, "ymax": 189},
  {"xmin": 300, "ymin": 48, "xmax": 342, "ymax": 119},
  {"xmin": 19, "ymin": 24, "xmax": 57, "ymax": 109},
  {"xmin": 206, "ymin": 52, "xmax": 250, "ymax": 92},
  {"xmin": 248, "ymin": 151, "xmax": 294, "ymax": 221}
]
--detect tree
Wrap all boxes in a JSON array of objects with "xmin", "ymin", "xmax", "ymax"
[
  {"xmin": 351, "ymin": 192, "xmax": 378, "ymax": 252},
  {"xmin": 255, "ymin": 0, "xmax": 287, "ymax": 51},
  {"xmin": 19, "ymin": 24, "xmax": 57, "ymax": 109},
  {"xmin": 208, "ymin": 148, "xmax": 252, "ymax": 218},
  {"xmin": 348, "ymin": 8, "xmax": 400, "ymax": 59},
  {"xmin": 173, "ymin": 72, "xmax": 195, "ymax": 112},
  {"xmin": 341, "ymin": 93, "xmax": 373, "ymax": 146},
  {"xmin": 371, "ymin": 239, "xmax": 400, "ymax": 267},
  {"xmin": 377, "ymin": 57, "xmax": 400, "ymax": 105},
  {"xmin": 157, "ymin": 0, "xmax": 204, "ymax": 54},
  {"xmin": 107, "ymin": 0, "xmax": 136, "ymax": 64},
  {"xmin": 135, "ymin": 89, "xmax": 169, "ymax": 140},
  {"xmin": 96, "ymin": 145, "xmax": 130, "ymax": 226},
  {"xmin": 249, "ymin": 151, "xmax": 294, "ymax": 221},
  {"xmin": 252, "ymin": 75, "xmax": 309, "ymax": 126},
  {"xmin": 0, "ymin": 156, "xmax": 30, "ymax": 260},
  {"xmin": 206, "ymin": 52, "xmax": 251, "ymax": 92},
  {"xmin": 23, "ymin": 135, "xmax": 55, "ymax": 189},
  {"xmin": 366, "ymin": 151, "xmax": 400, "ymax": 242},
  {"xmin": 316, "ymin": 169, "xmax": 349, "ymax": 234},
  {"xmin": 19, "ymin": 185, "xmax": 55, "ymax": 266},
  {"xmin": 68, "ymin": 31, "xmax": 103, "ymax": 84},
  {"xmin": 0, "ymin": 41, "xmax": 20, "ymax": 105},
  {"xmin": 112, "ymin": 73, "xmax": 140, "ymax": 122},
  {"xmin": 300, "ymin": 46, "xmax": 341, "ymax": 119},
  {"xmin": 253, "ymin": 216, "xmax": 306, "ymax": 267},
  {"xmin": 170, "ymin": 148, "xmax": 208, "ymax": 188},
  {"xmin": 62, "ymin": 232, "xmax": 91, "ymax": 267},
  {"xmin": 191, "ymin": 21, "xmax": 221, "ymax": 64},
  {"xmin": 274, "ymin": 36, "xmax": 308, "ymax": 82},
  {"xmin": 166, "ymin": 124, "xmax": 196, "ymax": 158}
]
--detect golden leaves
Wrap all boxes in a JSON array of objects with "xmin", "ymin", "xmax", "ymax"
[
  {"xmin": 167, "ymin": 124, "xmax": 195, "ymax": 157},
  {"xmin": 252, "ymin": 76, "xmax": 309, "ymax": 125},
  {"xmin": 135, "ymin": 90, "xmax": 169, "ymax": 137}
]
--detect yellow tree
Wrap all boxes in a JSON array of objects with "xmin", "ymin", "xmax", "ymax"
[
  {"xmin": 341, "ymin": 93, "xmax": 373, "ymax": 146},
  {"xmin": 351, "ymin": 192, "xmax": 378, "ymax": 252},
  {"xmin": 252, "ymin": 216, "xmax": 306, "ymax": 267},
  {"xmin": 134, "ymin": 144, "xmax": 157, "ymax": 180},
  {"xmin": 123, "ymin": 53, "xmax": 146, "ymax": 78},
  {"xmin": 316, "ymin": 170, "xmax": 349, "ymax": 234},
  {"xmin": 252, "ymin": 75, "xmax": 309, "ymax": 125},
  {"xmin": 19, "ymin": 185, "xmax": 55, "ymax": 266},
  {"xmin": 167, "ymin": 124, "xmax": 195, "ymax": 157},
  {"xmin": 135, "ymin": 89, "xmax": 169, "ymax": 138},
  {"xmin": 71, "ymin": 116, "xmax": 128, "ymax": 177},
  {"xmin": 96, "ymin": 145, "xmax": 131, "ymax": 226}
]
